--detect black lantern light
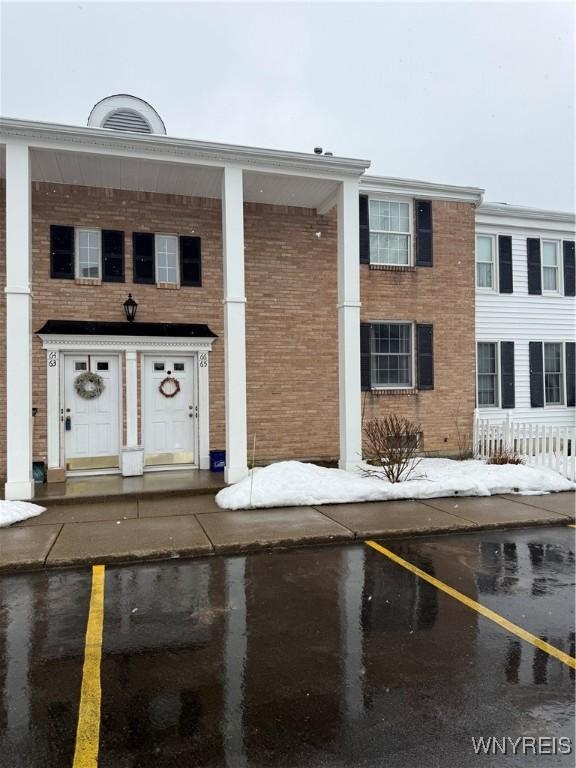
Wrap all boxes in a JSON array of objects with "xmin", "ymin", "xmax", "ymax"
[{"xmin": 123, "ymin": 293, "xmax": 138, "ymax": 323}]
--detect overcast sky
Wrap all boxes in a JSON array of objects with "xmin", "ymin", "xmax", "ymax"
[{"xmin": 1, "ymin": 1, "xmax": 573, "ymax": 209}]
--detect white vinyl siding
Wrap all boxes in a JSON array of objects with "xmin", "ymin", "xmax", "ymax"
[
  {"xmin": 369, "ymin": 200, "xmax": 412, "ymax": 265},
  {"xmin": 476, "ymin": 221, "xmax": 575, "ymax": 427},
  {"xmin": 155, "ymin": 234, "xmax": 179, "ymax": 285}
]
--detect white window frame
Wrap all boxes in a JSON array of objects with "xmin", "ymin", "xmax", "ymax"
[
  {"xmin": 476, "ymin": 340, "xmax": 500, "ymax": 409},
  {"xmin": 543, "ymin": 341, "xmax": 565, "ymax": 407},
  {"xmin": 368, "ymin": 196, "xmax": 413, "ymax": 266},
  {"xmin": 155, "ymin": 233, "xmax": 180, "ymax": 286},
  {"xmin": 75, "ymin": 228, "xmax": 101, "ymax": 280},
  {"xmin": 369, "ymin": 321, "xmax": 415, "ymax": 390},
  {"xmin": 475, "ymin": 233, "xmax": 497, "ymax": 292},
  {"xmin": 541, "ymin": 239, "xmax": 562, "ymax": 295}
]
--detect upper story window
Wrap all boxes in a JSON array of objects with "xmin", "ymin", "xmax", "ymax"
[
  {"xmin": 76, "ymin": 229, "xmax": 101, "ymax": 279},
  {"xmin": 370, "ymin": 322, "xmax": 413, "ymax": 388},
  {"xmin": 476, "ymin": 234, "xmax": 495, "ymax": 290},
  {"xmin": 51, "ymin": 225, "xmax": 125, "ymax": 282},
  {"xmin": 369, "ymin": 200, "xmax": 412, "ymax": 266},
  {"xmin": 477, "ymin": 342, "xmax": 499, "ymax": 407},
  {"xmin": 155, "ymin": 235, "xmax": 179, "ymax": 285},
  {"xmin": 542, "ymin": 240, "xmax": 560, "ymax": 293}
]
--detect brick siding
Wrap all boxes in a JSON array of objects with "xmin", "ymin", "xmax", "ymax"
[
  {"xmin": 361, "ymin": 200, "xmax": 477, "ymax": 454},
  {"xmin": 0, "ymin": 185, "xmax": 5, "ymax": 481},
  {"xmin": 0, "ymin": 184, "xmax": 475, "ymax": 482}
]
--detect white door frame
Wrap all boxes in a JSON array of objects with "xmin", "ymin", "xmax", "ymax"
[
  {"xmin": 141, "ymin": 352, "xmax": 199, "ymax": 472},
  {"xmin": 39, "ymin": 333, "xmax": 215, "ymax": 476},
  {"xmin": 61, "ymin": 351, "xmax": 123, "ymax": 475}
]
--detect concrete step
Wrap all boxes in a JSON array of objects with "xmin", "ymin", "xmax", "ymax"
[{"xmin": 32, "ymin": 469, "xmax": 226, "ymax": 508}]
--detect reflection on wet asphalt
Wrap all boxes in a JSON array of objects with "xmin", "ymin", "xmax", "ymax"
[{"xmin": 0, "ymin": 526, "xmax": 574, "ymax": 767}]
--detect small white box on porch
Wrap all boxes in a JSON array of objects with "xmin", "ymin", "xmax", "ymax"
[{"xmin": 121, "ymin": 447, "xmax": 144, "ymax": 477}]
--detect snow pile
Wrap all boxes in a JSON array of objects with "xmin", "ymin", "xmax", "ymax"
[
  {"xmin": 0, "ymin": 500, "xmax": 46, "ymax": 527},
  {"xmin": 215, "ymin": 458, "xmax": 575, "ymax": 510}
]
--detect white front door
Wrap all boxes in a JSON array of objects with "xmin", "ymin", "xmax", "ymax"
[
  {"xmin": 64, "ymin": 355, "xmax": 120, "ymax": 470},
  {"xmin": 144, "ymin": 356, "xmax": 196, "ymax": 466}
]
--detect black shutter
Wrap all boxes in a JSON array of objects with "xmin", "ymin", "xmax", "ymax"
[
  {"xmin": 563, "ymin": 241, "xmax": 575, "ymax": 297},
  {"xmin": 102, "ymin": 230, "xmax": 125, "ymax": 283},
  {"xmin": 566, "ymin": 342, "xmax": 575, "ymax": 407},
  {"xmin": 415, "ymin": 200, "xmax": 433, "ymax": 267},
  {"xmin": 500, "ymin": 341, "xmax": 515, "ymax": 408},
  {"xmin": 498, "ymin": 235, "xmax": 513, "ymax": 293},
  {"xmin": 529, "ymin": 341, "xmax": 544, "ymax": 407},
  {"xmin": 527, "ymin": 238, "xmax": 542, "ymax": 295},
  {"xmin": 360, "ymin": 323, "xmax": 371, "ymax": 390},
  {"xmin": 359, "ymin": 195, "xmax": 370, "ymax": 264},
  {"xmin": 179, "ymin": 236, "xmax": 202, "ymax": 287},
  {"xmin": 50, "ymin": 225, "xmax": 74, "ymax": 279},
  {"xmin": 133, "ymin": 232, "xmax": 155, "ymax": 284},
  {"xmin": 416, "ymin": 324, "xmax": 434, "ymax": 389}
]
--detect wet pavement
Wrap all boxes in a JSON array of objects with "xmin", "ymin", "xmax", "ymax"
[{"xmin": 0, "ymin": 526, "xmax": 574, "ymax": 767}]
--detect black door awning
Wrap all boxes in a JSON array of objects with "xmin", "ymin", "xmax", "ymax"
[{"xmin": 36, "ymin": 320, "xmax": 218, "ymax": 338}]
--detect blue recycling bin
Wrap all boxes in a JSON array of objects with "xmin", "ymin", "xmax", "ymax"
[{"xmin": 209, "ymin": 450, "xmax": 226, "ymax": 473}]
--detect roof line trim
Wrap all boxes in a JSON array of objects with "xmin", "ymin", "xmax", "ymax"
[
  {"xmin": 478, "ymin": 202, "xmax": 575, "ymax": 225},
  {"xmin": 0, "ymin": 117, "xmax": 371, "ymax": 177},
  {"xmin": 361, "ymin": 174, "xmax": 484, "ymax": 205}
]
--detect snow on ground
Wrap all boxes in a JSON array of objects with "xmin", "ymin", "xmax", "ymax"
[
  {"xmin": 215, "ymin": 458, "xmax": 575, "ymax": 510},
  {"xmin": 0, "ymin": 501, "xmax": 46, "ymax": 527}
]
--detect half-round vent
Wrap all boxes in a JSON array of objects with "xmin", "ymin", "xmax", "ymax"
[
  {"xmin": 88, "ymin": 94, "xmax": 166, "ymax": 135},
  {"xmin": 102, "ymin": 109, "xmax": 152, "ymax": 134}
]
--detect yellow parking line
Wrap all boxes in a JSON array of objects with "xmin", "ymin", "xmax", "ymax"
[
  {"xmin": 73, "ymin": 565, "xmax": 105, "ymax": 768},
  {"xmin": 365, "ymin": 540, "xmax": 576, "ymax": 670}
]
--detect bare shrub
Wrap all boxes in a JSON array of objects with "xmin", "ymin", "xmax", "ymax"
[
  {"xmin": 363, "ymin": 415, "xmax": 422, "ymax": 483},
  {"xmin": 487, "ymin": 447, "xmax": 524, "ymax": 465},
  {"xmin": 454, "ymin": 408, "xmax": 473, "ymax": 460}
]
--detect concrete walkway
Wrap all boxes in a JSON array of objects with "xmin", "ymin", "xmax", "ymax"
[{"xmin": 1, "ymin": 492, "xmax": 574, "ymax": 572}]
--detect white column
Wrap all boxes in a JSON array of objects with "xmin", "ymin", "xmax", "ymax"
[
  {"xmin": 125, "ymin": 350, "xmax": 139, "ymax": 448},
  {"xmin": 46, "ymin": 349, "xmax": 61, "ymax": 469},
  {"xmin": 337, "ymin": 179, "xmax": 363, "ymax": 472},
  {"xmin": 222, "ymin": 166, "xmax": 248, "ymax": 483},
  {"xmin": 198, "ymin": 351, "xmax": 210, "ymax": 470},
  {"xmin": 4, "ymin": 141, "xmax": 34, "ymax": 500}
]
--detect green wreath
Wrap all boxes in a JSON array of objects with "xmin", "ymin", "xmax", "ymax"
[{"xmin": 74, "ymin": 371, "xmax": 105, "ymax": 400}]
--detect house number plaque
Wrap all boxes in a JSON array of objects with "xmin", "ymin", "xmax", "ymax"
[{"xmin": 48, "ymin": 351, "xmax": 57, "ymax": 368}]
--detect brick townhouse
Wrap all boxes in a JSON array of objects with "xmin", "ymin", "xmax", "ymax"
[{"xmin": 0, "ymin": 95, "xmax": 482, "ymax": 500}]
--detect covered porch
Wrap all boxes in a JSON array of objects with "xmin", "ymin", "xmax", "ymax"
[{"xmin": 1, "ymin": 118, "xmax": 370, "ymax": 499}]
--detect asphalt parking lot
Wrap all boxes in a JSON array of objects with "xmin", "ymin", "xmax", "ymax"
[{"xmin": 1, "ymin": 526, "xmax": 574, "ymax": 767}]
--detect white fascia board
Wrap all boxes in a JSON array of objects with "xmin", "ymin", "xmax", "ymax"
[
  {"xmin": 0, "ymin": 116, "xmax": 371, "ymax": 179},
  {"xmin": 360, "ymin": 174, "xmax": 484, "ymax": 205},
  {"xmin": 477, "ymin": 203, "xmax": 576, "ymax": 233},
  {"xmin": 38, "ymin": 334, "xmax": 217, "ymax": 353}
]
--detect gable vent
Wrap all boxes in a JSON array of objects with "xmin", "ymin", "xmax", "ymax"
[
  {"xmin": 102, "ymin": 109, "xmax": 152, "ymax": 133},
  {"xmin": 88, "ymin": 94, "xmax": 166, "ymax": 135}
]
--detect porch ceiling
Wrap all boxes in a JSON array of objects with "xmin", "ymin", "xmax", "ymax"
[
  {"xmin": 0, "ymin": 147, "xmax": 340, "ymax": 210},
  {"xmin": 30, "ymin": 148, "xmax": 223, "ymax": 198}
]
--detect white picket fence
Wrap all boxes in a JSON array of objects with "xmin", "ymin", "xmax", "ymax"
[{"xmin": 473, "ymin": 411, "xmax": 576, "ymax": 482}]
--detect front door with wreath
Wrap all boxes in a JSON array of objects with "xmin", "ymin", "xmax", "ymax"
[
  {"xmin": 63, "ymin": 354, "xmax": 121, "ymax": 469},
  {"xmin": 144, "ymin": 356, "xmax": 196, "ymax": 466}
]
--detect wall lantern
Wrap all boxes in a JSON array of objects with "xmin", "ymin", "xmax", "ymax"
[{"xmin": 123, "ymin": 293, "xmax": 138, "ymax": 323}]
